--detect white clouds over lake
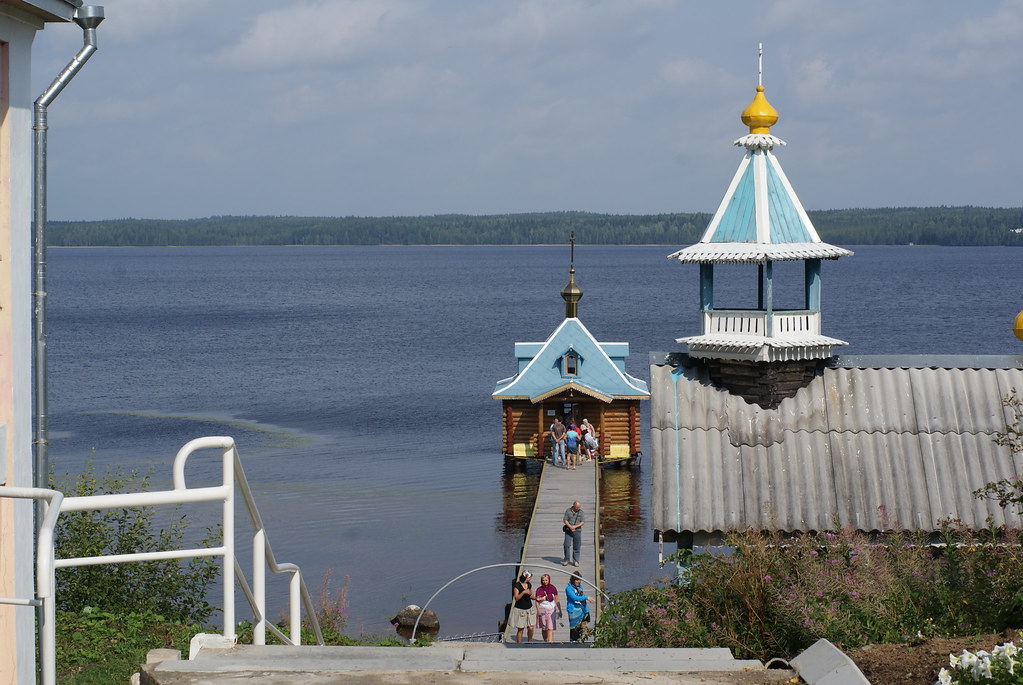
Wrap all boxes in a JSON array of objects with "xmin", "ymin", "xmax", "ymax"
[{"xmin": 33, "ymin": 0, "xmax": 1023, "ymax": 219}]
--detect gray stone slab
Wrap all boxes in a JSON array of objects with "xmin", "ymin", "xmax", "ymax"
[
  {"xmin": 466, "ymin": 647, "xmax": 736, "ymax": 661},
  {"xmin": 459, "ymin": 645, "xmax": 764, "ymax": 674},
  {"xmin": 142, "ymin": 644, "xmax": 787, "ymax": 685},
  {"xmin": 461, "ymin": 658, "xmax": 764, "ymax": 672},
  {"xmin": 791, "ymin": 639, "xmax": 870, "ymax": 685},
  {"xmin": 143, "ymin": 667, "xmax": 796, "ymax": 685},
  {"xmin": 164, "ymin": 645, "xmax": 465, "ymax": 672}
]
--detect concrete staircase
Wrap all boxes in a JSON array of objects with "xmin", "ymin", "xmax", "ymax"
[{"xmin": 140, "ymin": 643, "xmax": 797, "ymax": 684}]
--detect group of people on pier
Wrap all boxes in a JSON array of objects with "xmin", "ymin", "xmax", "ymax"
[
  {"xmin": 548, "ymin": 416, "xmax": 599, "ymax": 468},
  {"xmin": 510, "ymin": 569, "xmax": 590, "ymax": 643},
  {"xmin": 509, "ymin": 499, "xmax": 592, "ymax": 643}
]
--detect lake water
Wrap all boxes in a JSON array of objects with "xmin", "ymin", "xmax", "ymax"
[{"xmin": 46, "ymin": 244, "xmax": 1023, "ymax": 636}]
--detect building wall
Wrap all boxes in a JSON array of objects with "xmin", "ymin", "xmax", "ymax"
[
  {"xmin": 501, "ymin": 399, "xmax": 642, "ymax": 458},
  {"xmin": 0, "ymin": 6, "xmax": 45, "ymax": 683}
]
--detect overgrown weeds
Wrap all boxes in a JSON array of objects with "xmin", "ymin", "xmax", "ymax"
[
  {"xmin": 593, "ymin": 524, "xmax": 1023, "ymax": 661},
  {"xmin": 57, "ymin": 609, "xmax": 200, "ymax": 685}
]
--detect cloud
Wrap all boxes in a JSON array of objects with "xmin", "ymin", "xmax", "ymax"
[
  {"xmin": 660, "ymin": 56, "xmax": 737, "ymax": 90},
  {"xmin": 790, "ymin": 57, "xmax": 834, "ymax": 102},
  {"xmin": 79, "ymin": 0, "xmax": 228, "ymax": 43},
  {"xmin": 216, "ymin": 0, "xmax": 416, "ymax": 69},
  {"xmin": 759, "ymin": 0, "xmax": 880, "ymax": 37}
]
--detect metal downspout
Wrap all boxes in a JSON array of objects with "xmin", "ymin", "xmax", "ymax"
[
  {"xmin": 32, "ymin": 11, "xmax": 103, "ymax": 683},
  {"xmin": 33, "ymin": 6, "xmax": 104, "ymax": 493}
]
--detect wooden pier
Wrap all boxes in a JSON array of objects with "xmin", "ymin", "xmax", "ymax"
[{"xmin": 506, "ymin": 457, "xmax": 603, "ymax": 642}]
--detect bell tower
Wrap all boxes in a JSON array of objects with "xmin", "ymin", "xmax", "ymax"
[{"xmin": 668, "ymin": 50, "xmax": 852, "ymax": 407}]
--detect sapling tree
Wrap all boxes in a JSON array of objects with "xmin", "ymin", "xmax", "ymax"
[{"xmin": 975, "ymin": 389, "xmax": 1023, "ymax": 513}]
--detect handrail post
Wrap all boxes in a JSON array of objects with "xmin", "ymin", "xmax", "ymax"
[
  {"xmin": 290, "ymin": 571, "xmax": 302, "ymax": 645},
  {"xmin": 222, "ymin": 444, "xmax": 236, "ymax": 639},
  {"xmin": 41, "ymin": 591, "xmax": 56, "ymax": 685},
  {"xmin": 39, "ymin": 493, "xmax": 61, "ymax": 685},
  {"xmin": 253, "ymin": 529, "xmax": 266, "ymax": 645}
]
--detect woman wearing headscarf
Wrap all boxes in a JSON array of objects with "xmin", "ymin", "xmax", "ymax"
[
  {"xmin": 565, "ymin": 571, "xmax": 590, "ymax": 642},
  {"xmin": 533, "ymin": 573, "xmax": 562, "ymax": 643}
]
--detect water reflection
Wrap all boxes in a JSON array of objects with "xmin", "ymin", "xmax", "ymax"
[
  {"xmin": 599, "ymin": 465, "xmax": 643, "ymax": 533},
  {"xmin": 497, "ymin": 460, "xmax": 542, "ymax": 533}
]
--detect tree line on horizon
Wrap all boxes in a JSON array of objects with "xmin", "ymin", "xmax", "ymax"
[{"xmin": 47, "ymin": 206, "xmax": 1023, "ymax": 247}]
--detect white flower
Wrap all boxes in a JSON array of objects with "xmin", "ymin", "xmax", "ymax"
[
  {"xmin": 958, "ymin": 651, "xmax": 979, "ymax": 680},
  {"xmin": 976, "ymin": 655, "xmax": 993, "ymax": 680},
  {"xmin": 936, "ymin": 667, "xmax": 952, "ymax": 685}
]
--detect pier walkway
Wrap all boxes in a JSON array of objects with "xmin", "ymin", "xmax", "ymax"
[{"xmin": 506, "ymin": 456, "xmax": 602, "ymax": 642}]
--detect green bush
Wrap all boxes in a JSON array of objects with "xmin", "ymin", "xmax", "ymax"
[
  {"xmin": 593, "ymin": 525, "xmax": 1023, "ymax": 660},
  {"xmin": 51, "ymin": 463, "xmax": 220, "ymax": 625}
]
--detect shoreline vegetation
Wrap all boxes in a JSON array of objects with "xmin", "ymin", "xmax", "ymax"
[{"xmin": 49, "ymin": 206, "xmax": 1023, "ymax": 247}]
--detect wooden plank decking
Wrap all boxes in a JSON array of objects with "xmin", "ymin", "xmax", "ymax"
[{"xmin": 506, "ymin": 457, "xmax": 602, "ymax": 642}]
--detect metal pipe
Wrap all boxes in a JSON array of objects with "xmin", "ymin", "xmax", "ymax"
[
  {"xmin": 31, "ymin": 10, "xmax": 103, "ymax": 682},
  {"xmin": 33, "ymin": 5, "xmax": 105, "ymax": 492}
]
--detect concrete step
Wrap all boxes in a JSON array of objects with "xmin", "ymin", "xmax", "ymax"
[{"xmin": 141, "ymin": 643, "xmax": 796, "ymax": 685}]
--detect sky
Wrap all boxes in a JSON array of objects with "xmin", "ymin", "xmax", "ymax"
[{"xmin": 31, "ymin": 0, "xmax": 1023, "ymax": 221}]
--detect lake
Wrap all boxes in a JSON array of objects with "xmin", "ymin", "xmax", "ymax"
[{"xmin": 46, "ymin": 244, "xmax": 1023, "ymax": 636}]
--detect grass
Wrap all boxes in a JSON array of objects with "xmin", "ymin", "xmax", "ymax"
[{"xmin": 56, "ymin": 609, "xmax": 202, "ymax": 685}]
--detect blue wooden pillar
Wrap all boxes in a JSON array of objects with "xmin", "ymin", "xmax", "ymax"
[
  {"xmin": 764, "ymin": 261, "xmax": 774, "ymax": 337},
  {"xmin": 699, "ymin": 263, "xmax": 714, "ymax": 312},
  {"xmin": 804, "ymin": 259, "xmax": 821, "ymax": 311}
]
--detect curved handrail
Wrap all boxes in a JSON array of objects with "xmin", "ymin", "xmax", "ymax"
[
  {"xmin": 3, "ymin": 438, "xmax": 324, "ymax": 685},
  {"xmin": 172, "ymin": 436, "xmax": 324, "ymax": 646}
]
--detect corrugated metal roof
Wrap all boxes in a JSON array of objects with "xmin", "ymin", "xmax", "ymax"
[{"xmin": 649, "ymin": 354, "xmax": 1023, "ymax": 537}]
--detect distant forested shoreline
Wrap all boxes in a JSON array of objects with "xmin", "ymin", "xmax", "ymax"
[{"xmin": 48, "ymin": 207, "xmax": 1023, "ymax": 247}]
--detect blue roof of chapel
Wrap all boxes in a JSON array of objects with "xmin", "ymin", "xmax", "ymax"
[{"xmin": 492, "ymin": 318, "xmax": 649, "ymax": 402}]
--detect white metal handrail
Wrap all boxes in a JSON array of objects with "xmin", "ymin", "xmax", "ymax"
[
  {"xmin": 0, "ymin": 435, "xmax": 323, "ymax": 685},
  {"xmin": 0, "ymin": 486, "xmax": 64, "ymax": 685}
]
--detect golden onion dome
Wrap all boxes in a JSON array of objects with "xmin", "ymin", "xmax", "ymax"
[
  {"xmin": 561, "ymin": 269, "xmax": 583, "ymax": 318},
  {"xmin": 741, "ymin": 85, "xmax": 779, "ymax": 134},
  {"xmin": 561, "ymin": 232, "xmax": 583, "ymax": 318},
  {"xmin": 1014, "ymin": 310, "xmax": 1023, "ymax": 342}
]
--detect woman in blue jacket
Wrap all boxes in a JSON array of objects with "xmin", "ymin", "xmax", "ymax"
[{"xmin": 564, "ymin": 571, "xmax": 590, "ymax": 641}]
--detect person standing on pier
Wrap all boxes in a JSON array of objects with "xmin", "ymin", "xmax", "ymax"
[
  {"xmin": 562, "ymin": 500, "xmax": 585, "ymax": 566},
  {"xmin": 534, "ymin": 573, "xmax": 562, "ymax": 643},
  {"xmin": 550, "ymin": 416, "xmax": 567, "ymax": 467},
  {"xmin": 580, "ymin": 418, "xmax": 597, "ymax": 460},
  {"xmin": 510, "ymin": 570, "xmax": 536, "ymax": 643},
  {"xmin": 565, "ymin": 572, "xmax": 590, "ymax": 642},
  {"xmin": 565, "ymin": 424, "xmax": 580, "ymax": 469}
]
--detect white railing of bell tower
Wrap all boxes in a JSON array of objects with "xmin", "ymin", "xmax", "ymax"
[
  {"xmin": 0, "ymin": 435, "xmax": 323, "ymax": 685},
  {"xmin": 703, "ymin": 310, "xmax": 820, "ymax": 337}
]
